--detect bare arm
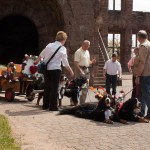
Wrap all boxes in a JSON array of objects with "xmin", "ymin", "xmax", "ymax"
[
  {"xmin": 118, "ymin": 63, "xmax": 122, "ymax": 78},
  {"xmin": 103, "ymin": 69, "xmax": 106, "ymax": 79},
  {"xmin": 65, "ymin": 66, "xmax": 74, "ymax": 77},
  {"xmin": 74, "ymin": 61, "xmax": 84, "ymax": 75},
  {"xmin": 127, "ymin": 57, "xmax": 134, "ymax": 73},
  {"xmin": 136, "ymin": 46, "xmax": 148, "ymax": 76},
  {"xmin": 34, "ymin": 56, "xmax": 42, "ymax": 65},
  {"xmin": 89, "ymin": 58, "xmax": 96, "ymax": 65}
]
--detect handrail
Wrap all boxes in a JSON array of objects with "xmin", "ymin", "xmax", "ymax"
[{"xmin": 98, "ymin": 31, "xmax": 109, "ymax": 61}]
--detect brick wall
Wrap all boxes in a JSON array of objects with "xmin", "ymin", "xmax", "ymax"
[{"xmin": 0, "ymin": 0, "xmax": 150, "ymax": 71}]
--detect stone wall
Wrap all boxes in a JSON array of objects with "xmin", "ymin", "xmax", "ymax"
[{"xmin": 0, "ymin": 0, "xmax": 150, "ymax": 71}]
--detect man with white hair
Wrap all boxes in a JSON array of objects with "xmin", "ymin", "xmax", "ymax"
[
  {"xmin": 74, "ymin": 40, "xmax": 96, "ymax": 104},
  {"xmin": 136, "ymin": 30, "xmax": 150, "ymax": 120}
]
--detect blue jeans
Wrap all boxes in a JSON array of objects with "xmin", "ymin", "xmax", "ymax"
[
  {"xmin": 139, "ymin": 76, "xmax": 150, "ymax": 117},
  {"xmin": 106, "ymin": 74, "xmax": 117, "ymax": 95}
]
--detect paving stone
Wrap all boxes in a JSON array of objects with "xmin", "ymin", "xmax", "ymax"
[{"xmin": 0, "ymin": 74, "xmax": 150, "ymax": 150}]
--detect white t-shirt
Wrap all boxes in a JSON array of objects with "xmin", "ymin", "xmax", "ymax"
[
  {"xmin": 104, "ymin": 59, "xmax": 122, "ymax": 75},
  {"xmin": 40, "ymin": 41, "xmax": 69, "ymax": 70},
  {"xmin": 74, "ymin": 47, "xmax": 90, "ymax": 67}
]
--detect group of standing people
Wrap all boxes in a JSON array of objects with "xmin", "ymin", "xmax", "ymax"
[
  {"xmin": 35, "ymin": 31, "xmax": 96, "ymax": 111},
  {"xmin": 128, "ymin": 30, "xmax": 150, "ymax": 120},
  {"xmin": 103, "ymin": 30, "xmax": 150, "ymax": 120},
  {"xmin": 34, "ymin": 30, "xmax": 150, "ymax": 120}
]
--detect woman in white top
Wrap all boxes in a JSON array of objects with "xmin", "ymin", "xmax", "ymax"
[{"xmin": 35, "ymin": 31, "xmax": 74, "ymax": 111}]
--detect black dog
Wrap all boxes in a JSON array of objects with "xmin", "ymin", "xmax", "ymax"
[
  {"xmin": 117, "ymin": 98, "xmax": 149, "ymax": 123},
  {"xmin": 30, "ymin": 75, "xmax": 87, "ymax": 106},
  {"xmin": 62, "ymin": 76, "xmax": 87, "ymax": 106},
  {"xmin": 60, "ymin": 94, "xmax": 115, "ymax": 124},
  {"xmin": 36, "ymin": 74, "xmax": 68, "ymax": 106}
]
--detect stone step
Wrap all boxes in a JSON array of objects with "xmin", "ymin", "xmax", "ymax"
[
  {"xmin": 92, "ymin": 51, "xmax": 108, "ymax": 87},
  {"xmin": 95, "ymin": 71, "xmax": 103, "ymax": 74},
  {"xmin": 93, "ymin": 81, "xmax": 105, "ymax": 84},
  {"xmin": 98, "ymin": 60, "xmax": 105, "ymax": 62},
  {"xmin": 97, "ymin": 67, "xmax": 104, "ymax": 69},
  {"xmin": 94, "ymin": 77, "xmax": 104, "ymax": 79},
  {"xmin": 93, "ymin": 83, "xmax": 105, "ymax": 88},
  {"xmin": 98, "ymin": 63, "xmax": 104, "ymax": 66}
]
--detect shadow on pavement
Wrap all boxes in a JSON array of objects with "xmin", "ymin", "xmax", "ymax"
[
  {"xmin": 5, "ymin": 107, "xmax": 49, "ymax": 116},
  {"xmin": 90, "ymin": 119, "xmax": 137, "ymax": 127},
  {"xmin": 0, "ymin": 97, "xmax": 28, "ymax": 104}
]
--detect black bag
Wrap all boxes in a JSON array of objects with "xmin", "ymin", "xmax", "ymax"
[
  {"xmin": 117, "ymin": 77, "xmax": 122, "ymax": 86},
  {"xmin": 37, "ymin": 46, "xmax": 62, "ymax": 74},
  {"xmin": 37, "ymin": 61, "xmax": 47, "ymax": 74}
]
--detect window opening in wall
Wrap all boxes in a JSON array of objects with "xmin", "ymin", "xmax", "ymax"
[
  {"xmin": 133, "ymin": 0, "xmax": 150, "ymax": 12},
  {"xmin": 108, "ymin": 33, "xmax": 120, "ymax": 59},
  {"xmin": 131, "ymin": 34, "xmax": 140, "ymax": 57},
  {"xmin": 108, "ymin": 0, "xmax": 121, "ymax": 10}
]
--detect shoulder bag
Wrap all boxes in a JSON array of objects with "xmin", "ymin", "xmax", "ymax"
[{"xmin": 37, "ymin": 46, "xmax": 62, "ymax": 74}]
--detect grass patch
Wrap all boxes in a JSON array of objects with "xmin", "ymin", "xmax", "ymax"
[{"xmin": 0, "ymin": 114, "xmax": 20, "ymax": 150}]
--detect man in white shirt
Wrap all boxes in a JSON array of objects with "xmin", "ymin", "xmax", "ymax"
[
  {"xmin": 74, "ymin": 40, "xmax": 96, "ymax": 104},
  {"xmin": 103, "ymin": 53, "xmax": 122, "ymax": 97},
  {"xmin": 35, "ymin": 31, "xmax": 74, "ymax": 111}
]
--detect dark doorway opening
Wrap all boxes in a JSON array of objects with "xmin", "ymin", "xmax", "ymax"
[{"xmin": 0, "ymin": 15, "xmax": 39, "ymax": 65}]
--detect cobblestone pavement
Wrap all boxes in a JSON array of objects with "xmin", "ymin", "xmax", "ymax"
[{"xmin": 0, "ymin": 74, "xmax": 150, "ymax": 150}]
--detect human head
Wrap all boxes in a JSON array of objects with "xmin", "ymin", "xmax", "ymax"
[
  {"xmin": 56, "ymin": 31, "xmax": 68, "ymax": 45},
  {"xmin": 134, "ymin": 47, "xmax": 139, "ymax": 55},
  {"xmin": 81, "ymin": 40, "xmax": 90, "ymax": 50},
  {"xmin": 137, "ymin": 30, "xmax": 147, "ymax": 43},
  {"xmin": 111, "ymin": 53, "xmax": 117, "ymax": 62}
]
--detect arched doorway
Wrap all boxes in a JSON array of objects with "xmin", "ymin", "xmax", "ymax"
[{"xmin": 0, "ymin": 15, "xmax": 39, "ymax": 64}]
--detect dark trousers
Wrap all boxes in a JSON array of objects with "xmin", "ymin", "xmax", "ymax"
[
  {"xmin": 131, "ymin": 76, "xmax": 140, "ymax": 98},
  {"xmin": 106, "ymin": 74, "xmax": 117, "ymax": 95},
  {"xmin": 132, "ymin": 76, "xmax": 136, "ymax": 98},
  {"xmin": 43, "ymin": 69, "xmax": 61, "ymax": 110}
]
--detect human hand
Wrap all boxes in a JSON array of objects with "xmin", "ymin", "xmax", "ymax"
[
  {"xmin": 119, "ymin": 76, "xmax": 122, "ymax": 79},
  {"xmin": 92, "ymin": 58, "xmax": 96, "ymax": 64},
  {"xmin": 103, "ymin": 74, "xmax": 106, "ymax": 80},
  {"xmin": 80, "ymin": 70, "xmax": 85, "ymax": 76},
  {"xmin": 70, "ymin": 70, "xmax": 74, "ymax": 78},
  {"xmin": 135, "ymin": 77, "xmax": 140, "ymax": 85}
]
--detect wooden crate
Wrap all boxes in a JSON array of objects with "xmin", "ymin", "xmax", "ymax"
[{"xmin": 0, "ymin": 78, "xmax": 20, "ymax": 92}]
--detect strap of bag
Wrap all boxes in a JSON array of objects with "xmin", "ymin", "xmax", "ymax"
[{"xmin": 46, "ymin": 46, "xmax": 62, "ymax": 65}]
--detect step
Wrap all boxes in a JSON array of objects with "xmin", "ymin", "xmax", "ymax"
[
  {"xmin": 98, "ymin": 63, "xmax": 104, "ymax": 66},
  {"xmin": 93, "ymin": 84, "xmax": 105, "ymax": 88},
  {"xmin": 98, "ymin": 60, "xmax": 105, "ymax": 63},
  {"xmin": 94, "ymin": 77, "xmax": 104, "ymax": 79},
  {"xmin": 93, "ymin": 81, "xmax": 105, "ymax": 84},
  {"xmin": 96, "ymin": 71, "xmax": 103, "ymax": 74}
]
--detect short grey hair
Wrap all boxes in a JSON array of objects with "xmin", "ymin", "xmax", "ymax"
[
  {"xmin": 82, "ymin": 40, "xmax": 90, "ymax": 45},
  {"xmin": 137, "ymin": 30, "xmax": 147, "ymax": 39}
]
